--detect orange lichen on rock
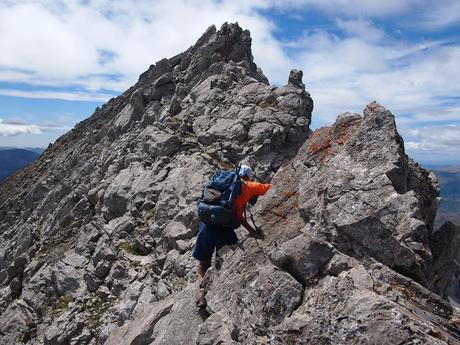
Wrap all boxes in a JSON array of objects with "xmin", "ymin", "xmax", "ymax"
[
  {"xmin": 310, "ymin": 142, "xmax": 320, "ymax": 155},
  {"xmin": 336, "ymin": 121, "xmax": 353, "ymax": 145},
  {"xmin": 308, "ymin": 128, "xmax": 333, "ymax": 164},
  {"xmin": 261, "ymin": 190, "xmax": 299, "ymax": 225},
  {"xmin": 307, "ymin": 117, "xmax": 361, "ymax": 164}
]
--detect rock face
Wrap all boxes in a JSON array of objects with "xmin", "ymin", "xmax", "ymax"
[
  {"xmin": 429, "ymin": 222, "xmax": 460, "ymax": 306},
  {"xmin": 0, "ymin": 22, "xmax": 459, "ymax": 345}
]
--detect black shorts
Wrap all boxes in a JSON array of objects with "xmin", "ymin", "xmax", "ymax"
[{"xmin": 192, "ymin": 222, "xmax": 238, "ymax": 261}]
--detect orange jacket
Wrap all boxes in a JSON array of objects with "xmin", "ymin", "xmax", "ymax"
[{"xmin": 234, "ymin": 181, "xmax": 271, "ymax": 224}]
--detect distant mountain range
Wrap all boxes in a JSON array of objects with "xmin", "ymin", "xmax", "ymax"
[
  {"xmin": 0, "ymin": 146, "xmax": 45, "ymax": 154},
  {"xmin": 0, "ymin": 147, "xmax": 43, "ymax": 182},
  {"xmin": 432, "ymin": 166, "xmax": 460, "ymax": 228}
]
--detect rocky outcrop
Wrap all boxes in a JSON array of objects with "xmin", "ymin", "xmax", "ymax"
[
  {"xmin": 429, "ymin": 222, "xmax": 460, "ymax": 306},
  {"xmin": 0, "ymin": 23, "xmax": 312, "ymax": 344},
  {"xmin": 0, "ymin": 22, "xmax": 459, "ymax": 345},
  {"xmin": 105, "ymin": 102, "xmax": 460, "ymax": 345}
]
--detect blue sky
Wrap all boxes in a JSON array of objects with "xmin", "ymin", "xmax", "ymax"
[{"xmin": 0, "ymin": 0, "xmax": 459, "ymax": 165}]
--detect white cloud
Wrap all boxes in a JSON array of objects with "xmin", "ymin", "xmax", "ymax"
[
  {"xmin": 415, "ymin": 0, "xmax": 460, "ymax": 29},
  {"xmin": 0, "ymin": 0, "xmax": 291, "ymax": 94},
  {"xmin": 0, "ymin": 118, "xmax": 71, "ymax": 137},
  {"xmin": 270, "ymin": 0, "xmax": 422, "ymax": 18},
  {"xmin": 335, "ymin": 18, "xmax": 385, "ymax": 42},
  {"xmin": 285, "ymin": 25, "xmax": 460, "ymax": 128},
  {"xmin": 0, "ymin": 89, "xmax": 113, "ymax": 102},
  {"xmin": 0, "ymin": 119, "xmax": 42, "ymax": 136},
  {"xmin": 405, "ymin": 125, "xmax": 460, "ymax": 155}
]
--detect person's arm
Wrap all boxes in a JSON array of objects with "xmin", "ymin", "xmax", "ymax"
[
  {"xmin": 240, "ymin": 217, "xmax": 263, "ymax": 239},
  {"xmin": 236, "ymin": 199, "xmax": 265, "ymax": 238},
  {"xmin": 246, "ymin": 181, "xmax": 272, "ymax": 197}
]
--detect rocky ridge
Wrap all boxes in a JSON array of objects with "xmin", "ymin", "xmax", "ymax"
[{"xmin": 0, "ymin": 23, "xmax": 459, "ymax": 344}]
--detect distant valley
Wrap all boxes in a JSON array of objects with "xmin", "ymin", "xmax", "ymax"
[
  {"xmin": 0, "ymin": 147, "xmax": 43, "ymax": 182},
  {"xmin": 432, "ymin": 166, "xmax": 460, "ymax": 228}
]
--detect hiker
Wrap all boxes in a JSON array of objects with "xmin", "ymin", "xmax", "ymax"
[{"xmin": 193, "ymin": 165, "xmax": 271, "ymax": 308}]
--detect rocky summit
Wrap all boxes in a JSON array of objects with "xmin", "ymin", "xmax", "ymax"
[{"xmin": 0, "ymin": 22, "xmax": 459, "ymax": 345}]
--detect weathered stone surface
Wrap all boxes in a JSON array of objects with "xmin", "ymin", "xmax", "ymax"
[
  {"xmin": 258, "ymin": 103, "xmax": 438, "ymax": 284},
  {"xmin": 0, "ymin": 299, "xmax": 37, "ymax": 344},
  {"xmin": 272, "ymin": 263, "xmax": 456, "ymax": 345},
  {"xmin": 429, "ymin": 222, "xmax": 460, "ymax": 306}
]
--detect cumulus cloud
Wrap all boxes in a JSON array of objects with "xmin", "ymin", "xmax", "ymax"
[
  {"xmin": 335, "ymin": 18, "xmax": 385, "ymax": 42},
  {"xmin": 0, "ymin": 119, "xmax": 42, "ymax": 136},
  {"xmin": 404, "ymin": 124, "xmax": 460, "ymax": 164},
  {"xmin": 0, "ymin": 118, "xmax": 71, "ymax": 136},
  {"xmin": 0, "ymin": 89, "xmax": 113, "ymax": 102},
  {"xmin": 285, "ymin": 23, "xmax": 460, "ymax": 127},
  {"xmin": 407, "ymin": 125, "xmax": 460, "ymax": 150},
  {"xmin": 414, "ymin": 0, "xmax": 460, "ymax": 29},
  {"xmin": 273, "ymin": 0, "xmax": 421, "ymax": 18},
  {"xmin": 0, "ymin": 0, "xmax": 291, "ymax": 94}
]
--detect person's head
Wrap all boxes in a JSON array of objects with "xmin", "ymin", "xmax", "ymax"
[{"xmin": 238, "ymin": 165, "xmax": 255, "ymax": 181}]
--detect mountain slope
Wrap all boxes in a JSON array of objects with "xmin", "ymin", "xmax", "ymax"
[
  {"xmin": 0, "ymin": 149, "xmax": 40, "ymax": 182},
  {"xmin": 0, "ymin": 23, "xmax": 313, "ymax": 344}
]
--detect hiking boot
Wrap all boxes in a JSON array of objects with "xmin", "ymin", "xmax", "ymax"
[{"xmin": 195, "ymin": 288, "xmax": 207, "ymax": 308}]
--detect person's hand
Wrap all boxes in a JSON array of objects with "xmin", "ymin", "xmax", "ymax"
[{"xmin": 248, "ymin": 227, "xmax": 264, "ymax": 240}]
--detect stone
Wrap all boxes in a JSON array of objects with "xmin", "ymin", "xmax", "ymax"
[
  {"xmin": 0, "ymin": 299, "xmax": 37, "ymax": 345},
  {"xmin": 104, "ymin": 298, "xmax": 174, "ymax": 345},
  {"xmin": 270, "ymin": 234, "xmax": 335, "ymax": 285},
  {"xmin": 51, "ymin": 261, "xmax": 85, "ymax": 298},
  {"xmin": 288, "ymin": 69, "xmax": 305, "ymax": 89},
  {"xmin": 114, "ymin": 104, "xmax": 135, "ymax": 132},
  {"xmin": 428, "ymin": 221, "xmax": 460, "ymax": 304}
]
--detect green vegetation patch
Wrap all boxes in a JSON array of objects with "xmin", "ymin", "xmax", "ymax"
[
  {"xmin": 87, "ymin": 298, "xmax": 110, "ymax": 328},
  {"xmin": 118, "ymin": 240, "xmax": 136, "ymax": 255}
]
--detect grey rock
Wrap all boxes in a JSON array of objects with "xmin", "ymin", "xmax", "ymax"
[
  {"xmin": 270, "ymin": 234, "xmax": 335, "ymax": 285},
  {"xmin": 104, "ymin": 298, "xmax": 174, "ymax": 345},
  {"xmin": 0, "ymin": 299, "xmax": 37, "ymax": 344},
  {"xmin": 83, "ymin": 272, "xmax": 100, "ymax": 293},
  {"xmin": 114, "ymin": 104, "xmax": 135, "ymax": 132},
  {"xmin": 288, "ymin": 69, "xmax": 305, "ymax": 89},
  {"xmin": 52, "ymin": 261, "xmax": 85, "ymax": 297},
  {"xmin": 97, "ymin": 281, "xmax": 145, "ymax": 343},
  {"xmin": 429, "ymin": 221, "xmax": 460, "ymax": 304},
  {"xmin": 43, "ymin": 309, "xmax": 85, "ymax": 345}
]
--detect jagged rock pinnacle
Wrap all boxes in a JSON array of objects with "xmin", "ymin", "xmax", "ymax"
[{"xmin": 288, "ymin": 69, "xmax": 305, "ymax": 89}]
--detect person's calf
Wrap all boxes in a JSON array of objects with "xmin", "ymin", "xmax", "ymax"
[
  {"xmin": 197, "ymin": 259, "xmax": 211, "ymax": 287},
  {"xmin": 196, "ymin": 259, "xmax": 211, "ymax": 308}
]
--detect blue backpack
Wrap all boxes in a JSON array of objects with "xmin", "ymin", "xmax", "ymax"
[{"xmin": 197, "ymin": 168, "xmax": 242, "ymax": 228}]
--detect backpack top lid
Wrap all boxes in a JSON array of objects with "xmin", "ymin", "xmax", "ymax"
[{"xmin": 208, "ymin": 170, "xmax": 239, "ymax": 192}]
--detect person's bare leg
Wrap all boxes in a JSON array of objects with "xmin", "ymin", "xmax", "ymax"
[
  {"xmin": 197, "ymin": 259, "xmax": 211, "ymax": 286},
  {"xmin": 196, "ymin": 259, "xmax": 211, "ymax": 307}
]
